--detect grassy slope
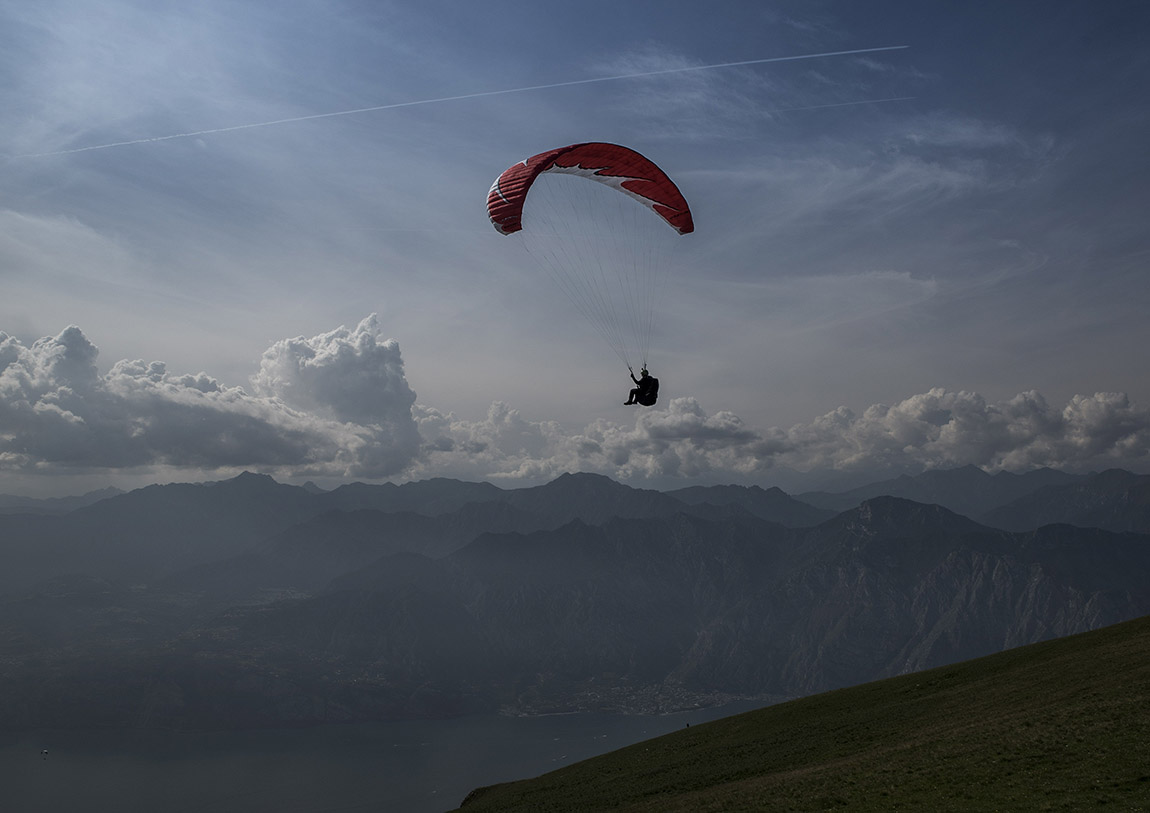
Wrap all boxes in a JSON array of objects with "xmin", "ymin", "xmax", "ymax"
[{"xmin": 454, "ymin": 615, "xmax": 1150, "ymax": 812}]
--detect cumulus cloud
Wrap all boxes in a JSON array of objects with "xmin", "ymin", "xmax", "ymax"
[
  {"xmin": 0, "ymin": 316, "xmax": 420, "ymax": 477},
  {"xmin": 1, "ymin": 319, "xmax": 1147, "ymax": 489},
  {"xmin": 788, "ymin": 389, "xmax": 1150, "ymax": 475},
  {"xmin": 252, "ymin": 316, "xmax": 417, "ymax": 427},
  {"xmin": 413, "ymin": 389, "xmax": 1150, "ymax": 486}
]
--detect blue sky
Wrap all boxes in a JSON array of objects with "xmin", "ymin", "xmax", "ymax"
[{"xmin": 1, "ymin": 0, "xmax": 1148, "ymax": 495}]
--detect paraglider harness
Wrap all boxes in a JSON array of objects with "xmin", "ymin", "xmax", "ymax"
[{"xmin": 627, "ymin": 366, "xmax": 659, "ymax": 406}]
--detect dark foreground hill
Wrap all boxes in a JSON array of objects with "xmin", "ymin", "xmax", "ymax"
[{"xmin": 455, "ymin": 614, "xmax": 1150, "ymax": 812}]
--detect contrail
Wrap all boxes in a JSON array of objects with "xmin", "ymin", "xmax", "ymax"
[
  {"xmin": 769, "ymin": 96, "xmax": 915, "ymax": 114},
  {"xmin": 19, "ymin": 45, "xmax": 908, "ymax": 158}
]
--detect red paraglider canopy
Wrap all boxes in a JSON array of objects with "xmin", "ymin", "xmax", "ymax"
[{"xmin": 487, "ymin": 142, "xmax": 694, "ymax": 236}]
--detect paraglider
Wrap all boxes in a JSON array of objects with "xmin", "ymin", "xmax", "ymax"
[
  {"xmin": 624, "ymin": 365, "xmax": 659, "ymax": 406},
  {"xmin": 488, "ymin": 142, "xmax": 692, "ymax": 405}
]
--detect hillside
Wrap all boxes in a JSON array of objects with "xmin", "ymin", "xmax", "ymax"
[{"xmin": 455, "ymin": 614, "xmax": 1150, "ymax": 812}]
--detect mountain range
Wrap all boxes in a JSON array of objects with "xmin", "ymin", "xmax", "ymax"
[
  {"xmin": 1, "ymin": 467, "xmax": 1148, "ymax": 729},
  {"xmin": 795, "ymin": 464, "xmax": 1086, "ymax": 516},
  {"xmin": 0, "ymin": 486, "xmax": 124, "ymax": 515}
]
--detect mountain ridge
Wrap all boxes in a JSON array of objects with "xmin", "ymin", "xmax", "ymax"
[
  {"xmin": 980, "ymin": 468, "xmax": 1150, "ymax": 532},
  {"xmin": 797, "ymin": 465, "xmax": 1087, "ymax": 516}
]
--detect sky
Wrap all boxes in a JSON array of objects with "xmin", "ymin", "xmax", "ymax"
[{"xmin": 1, "ymin": 0, "xmax": 1148, "ymax": 496}]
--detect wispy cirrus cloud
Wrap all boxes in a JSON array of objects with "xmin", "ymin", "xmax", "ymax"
[{"xmin": 589, "ymin": 43, "xmax": 913, "ymax": 142}]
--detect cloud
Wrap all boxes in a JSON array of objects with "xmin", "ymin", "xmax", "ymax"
[
  {"xmin": 1, "ymin": 320, "xmax": 1148, "ymax": 490},
  {"xmin": 413, "ymin": 389, "xmax": 1150, "ymax": 487},
  {"xmin": 252, "ymin": 316, "xmax": 415, "ymax": 425},
  {"xmin": 589, "ymin": 43, "xmax": 913, "ymax": 143},
  {"xmin": 0, "ymin": 210, "xmax": 141, "ymax": 288},
  {"xmin": 591, "ymin": 47, "xmax": 779, "ymax": 141},
  {"xmin": 251, "ymin": 315, "xmax": 422, "ymax": 474},
  {"xmin": 770, "ymin": 388, "xmax": 1150, "ymax": 477},
  {"xmin": 412, "ymin": 397, "xmax": 787, "ymax": 484},
  {"xmin": 0, "ymin": 317, "xmax": 420, "ymax": 477}
]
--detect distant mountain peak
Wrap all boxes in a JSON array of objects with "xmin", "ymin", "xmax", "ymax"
[
  {"xmin": 211, "ymin": 471, "xmax": 290, "ymax": 494},
  {"xmin": 231, "ymin": 471, "xmax": 276, "ymax": 483},
  {"xmin": 799, "ymin": 466, "xmax": 1088, "ymax": 518},
  {"xmin": 840, "ymin": 496, "xmax": 979, "ymax": 537},
  {"xmin": 1094, "ymin": 468, "xmax": 1139, "ymax": 485},
  {"xmin": 979, "ymin": 468, "xmax": 1150, "ymax": 533},
  {"xmin": 553, "ymin": 471, "xmax": 617, "ymax": 484},
  {"xmin": 543, "ymin": 472, "xmax": 635, "ymax": 494}
]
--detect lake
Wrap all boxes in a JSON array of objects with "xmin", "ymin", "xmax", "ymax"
[{"xmin": 0, "ymin": 701, "xmax": 765, "ymax": 812}]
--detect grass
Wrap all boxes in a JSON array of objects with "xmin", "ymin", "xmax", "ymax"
[{"xmin": 452, "ymin": 615, "xmax": 1150, "ymax": 811}]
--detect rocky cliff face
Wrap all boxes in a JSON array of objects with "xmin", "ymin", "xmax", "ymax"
[{"xmin": 650, "ymin": 499, "xmax": 1147, "ymax": 698}]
